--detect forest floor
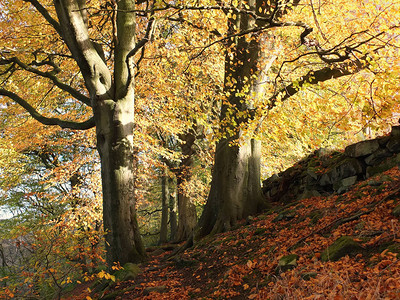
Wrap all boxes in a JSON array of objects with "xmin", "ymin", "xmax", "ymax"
[{"xmin": 76, "ymin": 166, "xmax": 400, "ymax": 300}]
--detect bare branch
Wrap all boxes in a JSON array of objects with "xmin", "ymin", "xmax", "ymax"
[
  {"xmin": 1, "ymin": 57, "xmax": 91, "ymax": 106},
  {"xmin": 0, "ymin": 89, "xmax": 95, "ymax": 130},
  {"xmin": 254, "ymin": 57, "xmax": 368, "ymax": 133},
  {"xmin": 190, "ymin": 20, "xmax": 310, "ymax": 62}
]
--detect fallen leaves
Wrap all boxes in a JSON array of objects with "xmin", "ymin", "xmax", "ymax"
[{"xmin": 97, "ymin": 166, "xmax": 400, "ymax": 299}]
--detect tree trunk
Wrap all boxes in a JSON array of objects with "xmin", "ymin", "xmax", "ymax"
[
  {"xmin": 197, "ymin": 0, "xmax": 271, "ymax": 238},
  {"xmin": 197, "ymin": 138, "xmax": 264, "ymax": 237},
  {"xmin": 55, "ymin": 0, "xmax": 147, "ymax": 266},
  {"xmin": 175, "ymin": 130, "xmax": 198, "ymax": 241},
  {"xmin": 95, "ymin": 96, "xmax": 146, "ymax": 266},
  {"xmin": 159, "ymin": 173, "xmax": 169, "ymax": 244},
  {"xmin": 169, "ymin": 188, "xmax": 178, "ymax": 241}
]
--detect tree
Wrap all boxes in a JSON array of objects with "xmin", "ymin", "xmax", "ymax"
[
  {"xmin": 1, "ymin": 0, "xmax": 398, "ymax": 267},
  {"xmin": 0, "ymin": 0, "xmax": 150, "ymax": 265},
  {"xmin": 0, "ymin": 136, "xmax": 103, "ymax": 298},
  {"xmin": 197, "ymin": 0, "xmax": 399, "ymax": 237},
  {"xmin": 158, "ymin": 170, "xmax": 169, "ymax": 244}
]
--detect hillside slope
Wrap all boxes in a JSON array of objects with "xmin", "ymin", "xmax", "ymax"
[{"xmin": 76, "ymin": 140, "xmax": 400, "ymax": 300}]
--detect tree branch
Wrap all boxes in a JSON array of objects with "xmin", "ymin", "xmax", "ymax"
[
  {"xmin": 54, "ymin": 0, "xmax": 112, "ymax": 97},
  {"xmin": 268, "ymin": 58, "xmax": 368, "ymax": 108},
  {"xmin": 126, "ymin": 13, "xmax": 156, "ymax": 89},
  {"xmin": 1, "ymin": 57, "xmax": 91, "ymax": 106},
  {"xmin": 23, "ymin": 0, "xmax": 62, "ymax": 36},
  {"xmin": 253, "ymin": 57, "xmax": 368, "ymax": 133},
  {"xmin": 190, "ymin": 21, "xmax": 311, "ymax": 62},
  {"xmin": 0, "ymin": 89, "xmax": 95, "ymax": 130}
]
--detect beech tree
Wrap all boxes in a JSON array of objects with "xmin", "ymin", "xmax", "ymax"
[
  {"xmin": 0, "ymin": 0, "xmax": 150, "ymax": 265},
  {"xmin": 197, "ymin": 0, "xmax": 399, "ymax": 237}
]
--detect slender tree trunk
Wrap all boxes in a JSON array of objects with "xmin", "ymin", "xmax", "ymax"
[
  {"xmin": 159, "ymin": 173, "xmax": 169, "ymax": 244},
  {"xmin": 175, "ymin": 130, "xmax": 198, "ymax": 241},
  {"xmin": 169, "ymin": 183, "xmax": 178, "ymax": 241}
]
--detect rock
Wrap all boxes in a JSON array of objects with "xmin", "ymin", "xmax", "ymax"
[
  {"xmin": 143, "ymin": 286, "xmax": 167, "ymax": 296},
  {"xmin": 301, "ymin": 272, "xmax": 318, "ymax": 280},
  {"xmin": 391, "ymin": 125, "xmax": 400, "ymax": 137},
  {"xmin": 345, "ymin": 139, "xmax": 379, "ymax": 157},
  {"xmin": 364, "ymin": 148, "xmax": 392, "ymax": 166},
  {"xmin": 273, "ymin": 210, "xmax": 296, "ymax": 222},
  {"xmin": 298, "ymin": 189, "xmax": 321, "ymax": 200},
  {"xmin": 334, "ymin": 176, "xmax": 358, "ymax": 194},
  {"xmin": 319, "ymin": 173, "xmax": 332, "ymax": 186},
  {"xmin": 392, "ymin": 205, "xmax": 400, "ymax": 217},
  {"xmin": 246, "ymin": 215, "xmax": 255, "ymax": 224},
  {"xmin": 366, "ymin": 153, "xmax": 400, "ymax": 178},
  {"xmin": 329, "ymin": 158, "xmax": 363, "ymax": 183},
  {"xmin": 386, "ymin": 136, "xmax": 400, "ymax": 153},
  {"xmin": 307, "ymin": 169, "xmax": 319, "ymax": 180},
  {"xmin": 321, "ymin": 236, "xmax": 363, "ymax": 262},
  {"xmin": 114, "ymin": 263, "xmax": 140, "ymax": 282},
  {"xmin": 277, "ymin": 254, "xmax": 299, "ymax": 272},
  {"xmin": 367, "ymin": 180, "xmax": 382, "ymax": 187},
  {"xmin": 377, "ymin": 136, "xmax": 391, "ymax": 146},
  {"xmin": 341, "ymin": 175, "xmax": 358, "ymax": 187},
  {"xmin": 316, "ymin": 147, "xmax": 334, "ymax": 158}
]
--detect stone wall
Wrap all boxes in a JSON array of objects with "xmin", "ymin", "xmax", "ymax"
[{"xmin": 262, "ymin": 126, "xmax": 400, "ymax": 203}]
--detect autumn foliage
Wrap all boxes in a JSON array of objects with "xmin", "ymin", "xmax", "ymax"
[{"xmin": 0, "ymin": 0, "xmax": 400, "ymax": 299}]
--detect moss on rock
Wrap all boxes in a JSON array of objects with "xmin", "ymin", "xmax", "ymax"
[
  {"xmin": 321, "ymin": 236, "xmax": 363, "ymax": 262},
  {"xmin": 277, "ymin": 254, "xmax": 299, "ymax": 272},
  {"xmin": 114, "ymin": 263, "xmax": 141, "ymax": 282}
]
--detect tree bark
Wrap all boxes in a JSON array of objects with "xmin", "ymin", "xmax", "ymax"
[
  {"xmin": 95, "ymin": 96, "xmax": 146, "ymax": 265},
  {"xmin": 197, "ymin": 0, "xmax": 270, "ymax": 238},
  {"xmin": 169, "ymin": 187, "xmax": 178, "ymax": 241},
  {"xmin": 158, "ymin": 173, "xmax": 169, "ymax": 244},
  {"xmin": 175, "ymin": 130, "xmax": 198, "ymax": 241},
  {"xmin": 53, "ymin": 0, "xmax": 147, "ymax": 266},
  {"xmin": 198, "ymin": 138, "xmax": 264, "ymax": 237}
]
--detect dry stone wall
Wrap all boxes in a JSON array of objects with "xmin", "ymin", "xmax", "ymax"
[{"xmin": 262, "ymin": 126, "xmax": 400, "ymax": 203}]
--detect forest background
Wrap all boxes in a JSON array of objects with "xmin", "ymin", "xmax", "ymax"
[{"xmin": 0, "ymin": 0, "xmax": 399, "ymax": 298}]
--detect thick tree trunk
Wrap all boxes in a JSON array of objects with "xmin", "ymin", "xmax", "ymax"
[
  {"xmin": 158, "ymin": 174, "xmax": 169, "ymax": 244},
  {"xmin": 197, "ymin": 138, "xmax": 264, "ymax": 237},
  {"xmin": 175, "ymin": 178, "xmax": 197, "ymax": 241},
  {"xmin": 95, "ymin": 97, "xmax": 146, "ymax": 266},
  {"xmin": 197, "ymin": 0, "xmax": 271, "ymax": 238},
  {"xmin": 175, "ymin": 131, "xmax": 198, "ymax": 241},
  {"xmin": 52, "ymin": 0, "xmax": 146, "ymax": 266}
]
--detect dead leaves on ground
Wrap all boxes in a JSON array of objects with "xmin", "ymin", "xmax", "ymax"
[{"xmin": 100, "ymin": 167, "xmax": 400, "ymax": 299}]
